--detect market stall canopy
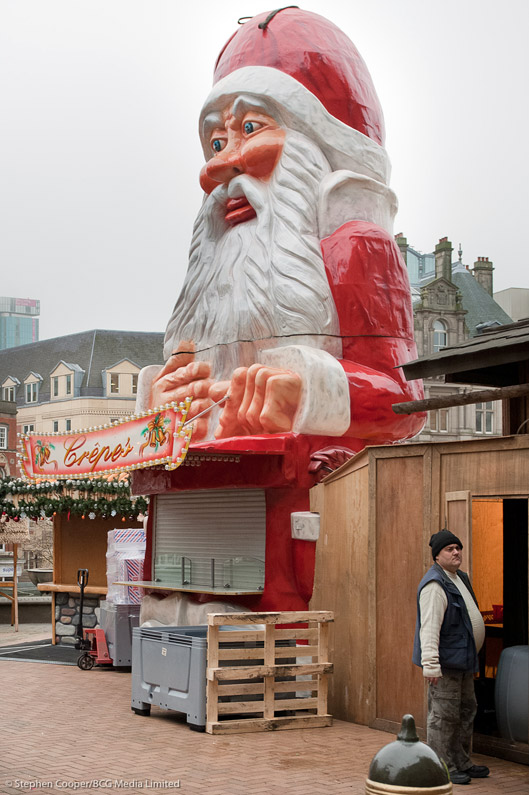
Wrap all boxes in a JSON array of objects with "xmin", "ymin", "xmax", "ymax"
[{"xmin": 400, "ymin": 318, "xmax": 529, "ymax": 387}]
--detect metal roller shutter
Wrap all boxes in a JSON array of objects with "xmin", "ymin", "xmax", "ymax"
[{"xmin": 153, "ymin": 489, "xmax": 266, "ymax": 592}]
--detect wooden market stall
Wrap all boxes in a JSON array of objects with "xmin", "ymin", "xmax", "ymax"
[
  {"xmin": 0, "ymin": 520, "xmax": 30, "ymax": 633},
  {"xmin": 309, "ymin": 433, "xmax": 529, "ymax": 762},
  {"xmin": 39, "ymin": 512, "xmax": 142, "ymax": 643},
  {"xmin": 0, "ymin": 542, "xmax": 20, "ymax": 631}
]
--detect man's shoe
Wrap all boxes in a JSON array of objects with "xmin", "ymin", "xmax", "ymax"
[
  {"xmin": 450, "ymin": 770, "xmax": 471, "ymax": 784},
  {"xmin": 463, "ymin": 765, "xmax": 490, "ymax": 778}
]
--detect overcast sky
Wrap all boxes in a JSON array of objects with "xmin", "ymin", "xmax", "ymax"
[{"xmin": 2, "ymin": 0, "xmax": 528, "ymax": 342}]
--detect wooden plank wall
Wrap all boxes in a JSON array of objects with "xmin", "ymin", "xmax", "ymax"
[
  {"xmin": 54, "ymin": 514, "xmax": 142, "ymax": 586},
  {"xmin": 374, "ymin": 453, "xmax": 427, "ymax": 730},
  {"xmin": 310, "ymin": 461, "xmax": 372, "ymax": 725},
  {"xmin": 438, "ymin": 438, "xmax": 529, "ymax": 499}
]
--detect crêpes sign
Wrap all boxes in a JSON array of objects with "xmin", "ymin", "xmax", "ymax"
[{"xmin": 19, "ymin": 399, "xmax": 193, "ymax": 481}]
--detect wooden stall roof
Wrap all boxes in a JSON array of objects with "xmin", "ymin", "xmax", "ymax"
[
  {"xmin": 399, "ymin": 318, "xmax": 529, "ymax": 386},
  {"xmin": 320, "ymin": 442, "xmax": 434, "ymax": 485}
]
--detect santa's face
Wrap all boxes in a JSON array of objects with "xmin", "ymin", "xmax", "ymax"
[
  {"xmin": 164, "ymin": 109, "xmax": 343, "ymax": 387},
  {"xmin": 199, "ymin": 101, "xmax": 286, "ymax": 225}
]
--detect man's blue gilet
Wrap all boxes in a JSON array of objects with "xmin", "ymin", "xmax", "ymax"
[{"xmin": 412, "ymin": 563, "xmax": 479, "ymax": 673}]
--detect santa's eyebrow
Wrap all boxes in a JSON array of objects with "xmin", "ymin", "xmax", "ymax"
[
  {"xmin": 202, "ymin": 112, "xmax": 225, "ymax": 140},
  {"xmin": 231, "ymin": 95, "xmax": 277, "ymax": 120}
]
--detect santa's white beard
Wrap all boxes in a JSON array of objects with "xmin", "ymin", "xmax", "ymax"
[{"xmin": 164, "ymin": 131, "xmax": 342, "ymax": 384}]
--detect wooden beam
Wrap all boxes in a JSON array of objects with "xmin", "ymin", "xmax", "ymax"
[
  {"xmin": 37, "ymin": 583, "xmax": 107, "ymax": 594},
  {"xmin": 392, "ymin": 382, "xmax": 529, "ymax": 415}
]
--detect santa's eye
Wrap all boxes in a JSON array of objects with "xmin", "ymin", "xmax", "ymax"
[
  {"xmin": 211, "ymin": 138, "xmax": 226, "ymax": 153},
  {"xmin": 243, "ymin": 120, "xmax": 263, "ymax": 135}
]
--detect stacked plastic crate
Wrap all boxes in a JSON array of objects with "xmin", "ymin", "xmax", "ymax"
[{"xmin": 106, "ymin": 527, "xmax": 146, "ymax": 604}]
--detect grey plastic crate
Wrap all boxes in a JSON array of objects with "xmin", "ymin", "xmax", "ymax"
[
  {"xmin": 495, "ymin": 644, "xmax": 528, "ymax": 743},
  {"xmin": 131, "ymin": 626, "xmax": 209, "ymax": 731},
  {"xmin": 99, "ymin": 601, "xmax": 140, "ymax": 667},
  {"xmin": 131, "ymin": 624, "xmax": 295, "ymax": 731}
]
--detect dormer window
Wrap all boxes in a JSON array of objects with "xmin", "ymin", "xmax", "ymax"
[
  {"xmin": 105, "ymin": 360, "xmax": 140, "ymax": 397},
  {"xmin": 49, "ymin": 363, "xmax": 82, "ymax": 399},
  {"xmin": 2, "ymin": 386, "xmax": 15, "ymax": 401},
  {"xmin": 26, "ymin": 382, "xmax": 38, "ymax": 403}
]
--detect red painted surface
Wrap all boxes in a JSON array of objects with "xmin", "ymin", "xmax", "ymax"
[
  {"xmin": 84, "ymin": 628, "xmax": 112, "ymax": 665},
  {"xmin": 322, "ymin": 219, "xmax": 426, "ymax": 442},
  {"xmin": 214, "ymin": 8, "xmax": 385, "ymax": 145}
]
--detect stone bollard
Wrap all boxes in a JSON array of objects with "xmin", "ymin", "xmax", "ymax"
[{"xmin": 366, "ymin": 714, "xmax": 452, "ymax": 794}]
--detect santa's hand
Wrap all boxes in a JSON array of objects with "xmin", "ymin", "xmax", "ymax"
[
  {"xmin": 151, "ymin": 349, "xmax": 213, "ymax": 440},
  {"xmin": 213, "ymin": 364, "xmax": 302, "ymax": 438}
]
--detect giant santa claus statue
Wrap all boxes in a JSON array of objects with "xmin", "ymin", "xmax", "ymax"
[{"xmin": 135, "ymin": 7, "xmax": 425, "ymax": 620}]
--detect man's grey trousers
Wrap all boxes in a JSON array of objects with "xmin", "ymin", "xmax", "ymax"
[{"xmin": 427, "ymin": 670, "xmax": 477, "ymax": 773}]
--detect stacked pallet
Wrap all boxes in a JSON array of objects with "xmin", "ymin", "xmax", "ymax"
[{"xmin": 206, "ymin": 610, "xmax": 333, "ymax": 734}]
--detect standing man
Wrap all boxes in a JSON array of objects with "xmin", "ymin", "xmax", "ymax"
[{"xmin": 413, "ymin": 529, "xmax": 490, "ymax": 785}]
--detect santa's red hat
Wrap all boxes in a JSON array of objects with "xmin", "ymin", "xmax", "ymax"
[
  {"xmin": 214, "ymin": 7, "xmax": 385, "ymax": 146},
  {"xmin": 200, "ymin": 8, "xmax": 390, "ymax": 185}
]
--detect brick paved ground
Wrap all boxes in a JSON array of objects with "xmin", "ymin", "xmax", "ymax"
[
  {"xmin": 0, "ymin": 623, "xmax": 52, "ymax": 647},
  {"xmin": 1, "ymin": 659, "xmax": 528, "ymax": 795}
]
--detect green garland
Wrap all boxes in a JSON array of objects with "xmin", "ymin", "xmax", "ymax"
[{"xmin": 0, "ymin": 477, "xmax": 149, "ymax": 521}]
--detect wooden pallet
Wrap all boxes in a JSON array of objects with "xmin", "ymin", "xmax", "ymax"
[{"xmin": 206, "ymin": 610, "xmax": 334, "ymax": 735}]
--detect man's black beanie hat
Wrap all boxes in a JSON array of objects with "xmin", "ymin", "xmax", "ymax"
[{"xmin": 429, "ymin": 529, "xmax": 463, "ymax": 560}]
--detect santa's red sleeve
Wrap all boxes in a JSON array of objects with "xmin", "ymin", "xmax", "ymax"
[{"xmin": 321, "ymin": 219, "xmax": 425, "ymax": 442}]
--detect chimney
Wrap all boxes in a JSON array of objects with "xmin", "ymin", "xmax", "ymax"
[
  {"xmin": 435, "ymin": 237, "xmax": 453, "ymax": 282},
  {"xmin": 472, "ymin": 256, "xmax": 494, "ymax": 296},
  {"xmin": 395, "ymin": 233, "xmax": 407, "ymax": 265}
]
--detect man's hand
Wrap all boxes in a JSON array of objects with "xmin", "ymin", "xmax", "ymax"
[
  {"xmin": 210, "ymin": 364, "xmax": 302, "ymax": 438},
  {"xmin": 150, "ymin": 344, "xmax": 213, "ymax": 441},
  {"xmin": 425, "ymin": 676, "xmax": 440, "ymax": 685}
]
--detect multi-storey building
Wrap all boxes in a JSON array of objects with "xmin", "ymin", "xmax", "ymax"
[
  {"xmin": 0, "ymin": 329, "xmax": 164, "ymax": 465},
  {"xmin": 494, "ymin": 287, "xmax": 529, "ymax": 323},
  {"xmin": 0, "ymin": 400, "xmax": 17, "ymax": 479},
  {"xmin": 397, "ymin": 235, "xmax": 513, "ymax": 441},
  {"xmin": 0, "ymin": 297, "xmax": 39, "ymax": 351}
]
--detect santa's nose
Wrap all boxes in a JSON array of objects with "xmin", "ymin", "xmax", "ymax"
[{"xmin": 204, "ymin": 146, "xmax": 244, "ymax": 185}]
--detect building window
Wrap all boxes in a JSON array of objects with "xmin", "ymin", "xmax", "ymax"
[
  {"xmin": 23, "ymin": 424, "xmax": 35, "ymax": 434},
  {"xmin": 66, "ymin": 374, "xmax": 72, "ymax": 395},
  {"xmin": 132, "ymin": 373, "xmax": 138, "ymax": 395},
  {"xmin": 52, "ymin": 376, "xmax": 59, "ymax": 397},
  {"xmin": 433, "ymin": 319, "xmax": 447, "ymax": 353},
  {"xmin": 2, "ymin": 386, "xmax": 15, "ymax": 401},
  {"xmin": 430, "ymin": 409, "xmax": 449, "ymax": 433},
  {"xmin": 65, "ymin": 419, "xmax": 71, "ymax": 432},
  {"xmin": 25, "ymin": 382, "xmax": 38, "ymax": 403},
  {"xmin": 53, "ymin": 421, "xmax": 59, "ymax": 432},
  {"xmin": 0, "ymin": 426, "xmax": 7, "ymax": 449},
  {"xmin": 110, "ymin": 373, "xmax": 120, "ymax": 394},
  {"xmin": 476, "ymin": 402, "xmax": 493, "ymax": 434}
]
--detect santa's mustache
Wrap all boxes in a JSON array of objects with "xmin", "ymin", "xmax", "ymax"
[{"xmin": 205, "ymin": 173, "xmax": 271, "ymax": 231}]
